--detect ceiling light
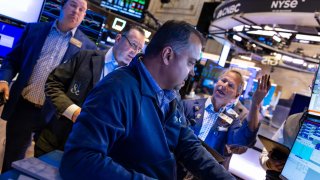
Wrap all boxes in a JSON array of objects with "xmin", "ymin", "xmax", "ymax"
[
  {"xmin": 308, "ymin": 64, "xmax": 315, "ymax": 68},
  {"xmin": 282, "ymin": 55, "xmax": 292, "ymax": 62},
  {"xmin": 299, "ymin": 40, "xmax": 310, "ymax": 44},
  {"xmin": 296, "ymin": 34, "xmax": 320, "ymax": 42},
  {"xmin": 273, "ymin": 35, "xmax": 281, "ymax": 42},
  {"xmin": 278, "ymin": 32, "xmax": 292, "ymax": 39},
  {"xmin": 233, "ymin": 25, "xmax": 244, "ymax": 32},
  {"xmin": 233, "ymin": 34, "xmax": 242, "ymax": 41},
  {"xmin": 252, "ymin": 44, "xmax": 256, "ymax": 48},
  {"xmin": 292, "ymin": 58, "xmax": 304, "ymax": 65},
  {"xmin": 239, "ymin": 55, "xmax": 252, "ymax": 61},
  {"xmin": 252, "ymin": 26, "xmax": 262, "ymax": 30},
  {"xmin": 264, "ymin": 25, "xmax": 273, "ymax": 31},
  {"xmin": 247, "ymin": 30, "xmax": 276, "ymax": 36},
  {"xmin": 274, "ymin": 27, "xmax": 297, "ymax": 33}
]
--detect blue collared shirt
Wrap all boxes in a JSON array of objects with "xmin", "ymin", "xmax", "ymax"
[
  {"xmin": 100, "ymin": 47, "xmax": 118, "ymax": 80},
  {"xmin": 139, "ymin": 59, "xmax": 177, "ymax": 115},
  {"xmin": 22, "ymin": 20, "xmax": 77, "ymax": 105}
]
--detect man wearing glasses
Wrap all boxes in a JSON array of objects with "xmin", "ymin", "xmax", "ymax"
[{"xmin": 34, "ymin": 24, "xmax": 145, "ymax": 156}]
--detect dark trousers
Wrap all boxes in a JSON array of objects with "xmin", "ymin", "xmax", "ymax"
[{"xmin": 1, "ymin": 98, "xmax": 45, "ymax": 173}]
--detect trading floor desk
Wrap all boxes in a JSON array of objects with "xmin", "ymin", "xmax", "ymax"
[{"xmin": 0, "ymin": 150, "xmax": 63, "ymax": 179}]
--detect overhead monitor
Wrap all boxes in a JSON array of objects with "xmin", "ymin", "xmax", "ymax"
[
  {"xmin": 0, "ymin": 21, "xmax": 24, "ymax": 58},
  {"xmin": 0, "ymin": 0, "xmax": 44, "ymax": 23},
  {"xmin": 218, "ymin": 43, "xmax": 231, "ymax": 67},
  {"xmin": 100, "ymin": 0, "xmax": 149, "ymax": 21},
  {"xmin": 40, "ymin": 1, "xmax": 107, "ymax": 44}
]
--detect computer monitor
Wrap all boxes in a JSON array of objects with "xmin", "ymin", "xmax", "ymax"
[
  {"xmin": 198, "ymin": 61, "xmax": 225, "ymax": 95},
  {"xmin": 40, "ymin": 1, "xmax": 107, "ymax": 44},
  {"xmin": 100, "ymin": 0, "xmax": 149, "ymax": 21},
  {"xmin": 280, "ymin": 115, "xmax": 320, "ymax": 180},
  {"xmin": 309, "ymin": 68, "xmax": 320, "ymax": 116},
  {"xmin": 0, "ymin": 0, "xmax": 44, "ymax": 23},
  {"xmin": 0, "ymin": 21, "xmax": 24, "ymax": 58}
]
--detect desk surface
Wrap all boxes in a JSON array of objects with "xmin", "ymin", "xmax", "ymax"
[{"xmin": 0, "ymin": 150, "xmax": 63, "ymax": 180}]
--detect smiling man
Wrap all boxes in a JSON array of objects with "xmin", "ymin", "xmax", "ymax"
[
  {"xmin": 59, "ymin": 20, "xmax": 235, "ymax": 180},
  {"xmin": 183, "ymin": 70, "xmax": 270, "ymax": 157}
]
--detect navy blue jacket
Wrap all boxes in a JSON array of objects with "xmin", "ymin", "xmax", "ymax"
[
  {"xmin": 60, "ymin": 55, "xmax": 235, "ymax": 180},
  {"xmin": 183, "ymin": 98, "xmax": 257, "ymax": 156},
  {"xmin": 0, "ymin": 22, "xmax": 96, "ymax": 120}
]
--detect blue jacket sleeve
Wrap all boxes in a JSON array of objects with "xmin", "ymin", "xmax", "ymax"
[
  {"xmin": 175, "ymin": 125, "xmax": 235, "ymax": 180},
  {"xmin": 0, "ymin": 24, "xmax": 29, "ymax": 83},
  {"xmin": 59, "ymin": 80, "xmax": 155, "ymax": 180},
  {"xmin": 227, "ymin": 119, "xmax": 258, "ymax": 146}
]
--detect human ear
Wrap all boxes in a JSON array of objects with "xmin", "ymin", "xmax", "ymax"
[{"xmin": 161, "ymin": 46, "xmax": 173, "ymax": 65}]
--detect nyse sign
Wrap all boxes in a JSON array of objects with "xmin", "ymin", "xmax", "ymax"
[{"xmin": 261, "ymin": 59, "xmax": 281, "ymax": 66}]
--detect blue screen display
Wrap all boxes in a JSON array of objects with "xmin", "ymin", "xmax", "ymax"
[{"xmin": 0, "ymin": 22, "xmax": 24, "ymax": 58}]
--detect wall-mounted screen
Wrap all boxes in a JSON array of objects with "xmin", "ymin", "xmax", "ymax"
[
  {"xmin": 0, "ymin": 21, "xmax": 24, "ymax": 58},
  {"xmin": 0, "ymin": 0, "xmax": 44, "ymax": 23},
  {"xmin": 100, "ymin": 0, "xmax": 149, "ymax": 21},
  {"xmin": 40, "ymin": 0, "xmax": 107, "ymax": 44}
]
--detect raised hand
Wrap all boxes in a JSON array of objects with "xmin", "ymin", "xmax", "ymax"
[{"xmin": 252, "ymin": 74, "xmax": 271, "ymax": 106}]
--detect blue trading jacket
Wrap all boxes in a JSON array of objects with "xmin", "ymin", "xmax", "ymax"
[{"xmin": 60, "ymin": 55, "xmax": 235, "ymax": 180}]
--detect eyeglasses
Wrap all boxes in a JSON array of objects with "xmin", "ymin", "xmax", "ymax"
[{"xmin": 122, "ymin": 35, "xmax": 142, "ymax": 53}]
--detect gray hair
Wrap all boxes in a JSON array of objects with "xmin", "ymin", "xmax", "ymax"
[{"xmin": 218, "ymin": 69, "xmax": 244, "ymax": 96}]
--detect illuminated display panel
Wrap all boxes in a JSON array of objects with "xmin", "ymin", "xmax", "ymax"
[
  {"xmin": 100, "ymin": 0, "xmax": 149, "ymax": 21},
  {"xmin": 0, "ymin": 21, "xmax": 24, "ymax": 58},
  {"xmin": 0, "ymin": 0, "xmax": 44, "ymax": 23},
  {"xmin": 40, "ymin": 0, "xmax": 106, "ymax": 43}
]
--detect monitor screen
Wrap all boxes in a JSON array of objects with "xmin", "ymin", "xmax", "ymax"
[
  {"xmin": 199, "ymin": 60, "xmax": 225, "ymax": 95},
  {"xmin": 309, "ymin": 68, "xmax": 320, "ymax": 116},
  {"xmin": 218, "ymin": 43, "xmax": 231, "ymax": 67},
  {"xmin": 0, "ymin": 0, "xmax": 44, "ymax": 23},
  {"xmin": 79, "ymin": 10, "xmax": 106, "ymax": 43},
  {"xmin": 0, "ymin": 21, "xmax": 24, "ymax": 58},
  {"xmin": 280, "ymin": 116, "xmax": 320, "ymax": 180},
  {"xmin": 40, "ymin": 1, "xmax": 107, "ymax": 44},
  {"xmin": 100, "ymin": 0, "xmax": 149, "ymax": 21}
]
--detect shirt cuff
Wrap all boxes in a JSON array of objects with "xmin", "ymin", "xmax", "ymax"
[{"xmin": 62, "ymin": 104, "xmax": 80, "ymax": 120}]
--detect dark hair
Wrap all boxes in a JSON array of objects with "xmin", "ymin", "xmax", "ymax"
[
  {"xmin": 145, "ymin": 20, "xmax": 205, "ymax": 56},
  {"xmin": 219, "ymin": 69, "xmax": 244, "ymax": 95},
  {"xmin": 121, "ymin": 24, "xmax": 145, "ymax": 37}
]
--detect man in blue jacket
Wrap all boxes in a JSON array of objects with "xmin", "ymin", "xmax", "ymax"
[
  {"xmin": 183, "ymin": 71, "xmax": 270, "ymax": 157},
  {"xmin": 60, "ymin": 20, "xmax": 235, "ymax": 179},
  {"xmin": 0, "ymin": 0, "xmax": 96, "ymax": 172}
]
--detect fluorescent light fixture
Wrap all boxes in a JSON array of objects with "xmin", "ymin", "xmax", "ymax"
[
  {"xmin": 247, "ymin": 30, "xmax": 276, "ymax": 36},
  {"xmin": 233, "ymin": 25, "xmax": 244, "ymax": 32},
  {"xmin": 299, "ymin": 40, "xmax": 310, "ymax": 44},
  {"xmin": 282, "ymin": 55, "xmax": 292, "ymax": 62},
  {"xmin": 233, "ymin": 34, "xmax": 242, "ymax": 41},
  {"xmin": 308, "ymin": 64, "xmax": 316, "ymax": 68},
  {"xmin": 292, "ymin": 58, "xmax": 304, "ymax": 65},
  {"xmin": 264, "ymin": 25, "xmax": 273, "ymax": 31},
  {"xmin": 274, "ymin": 27, "xmax": 297, "ymax": 33},
  {"xmin": 239, "ymin": 55, "xmax": 252, "ymax": 61},
  {"xmin": 252, "ymin": 26, "xmax": 262, "ymax": 29},
  {"xmin": 296, "ymin": 34, "xmax": 320, "ymax": 42},
  {"xmin": 218, "ymin": 43, "xmax": 231, "ymax": 67},
  {"xmin": 278, "ymin": 32, "xmax": 292, "ymax": 39},
  {"xmin": 273, "ymin": 35, "xmax": 281, "ymax": 42}
]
